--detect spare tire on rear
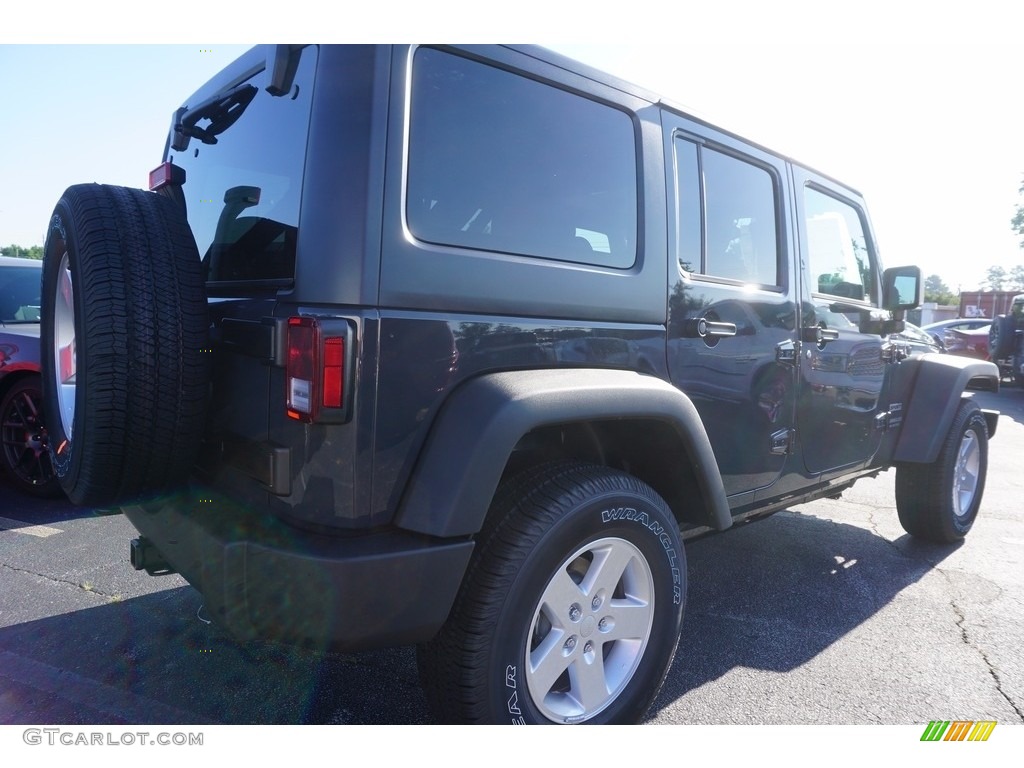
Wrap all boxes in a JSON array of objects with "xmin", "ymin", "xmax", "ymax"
[
  {"xmin": 988, "ymin": 314, "xmax": 1017, "ymax": 361},
  {"xmin": 41, "ymin": 184, "xmax": 209, "ymax": 506}
]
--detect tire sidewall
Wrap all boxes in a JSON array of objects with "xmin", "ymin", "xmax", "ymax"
[
  {"xmin": 40, "ymin": 203, "xmax": 85, "ymax": 487},
  {"xmin": 39, "ymin": 184, "xmax": 209, "ymax": 505},
  {"xmin": 989, "ymin": 315, "xmax": 1016, "ymax": 361},
  {"xmin": 945, "ymin": 408, "xmax": 988, "ymax": 539},
  {"xmin": 486, "ymin": 487, "xmax": 685, "ymax": 724}
]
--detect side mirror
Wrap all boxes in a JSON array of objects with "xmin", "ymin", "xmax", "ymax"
[{"xmin": 882, "ymin": 265, "xmax": 922, "ymax": 312}]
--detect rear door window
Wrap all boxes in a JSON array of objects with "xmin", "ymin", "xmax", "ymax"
[{"xmin": 674, "ymin": 138, "xmax": 781, "ymax": 287}]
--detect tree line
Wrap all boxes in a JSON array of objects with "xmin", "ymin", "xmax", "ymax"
[
  {"xmin": 979, "ymin": 265, "xmax": 1024, "ymax": 292},
  {"xmin": 1, "ymin": 244, "xmax": 43, "ymax": 260},
  {"xmin": 898, "ymin": 269, "xmax": 1021, "ymax": 307},
  {"xmin": 922, "ymin": 186, "xmax": 1024, "ymax": 304},
  {"xmin": 982, "ymin": 182, "xmax": 1024, "ymax": 294}
]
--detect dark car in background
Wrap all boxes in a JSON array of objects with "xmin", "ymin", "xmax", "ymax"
[{"xmin": 0, "ymin": 256, "xmax": 60, "ymax": 496}]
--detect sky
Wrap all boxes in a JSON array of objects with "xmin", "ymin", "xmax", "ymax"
[
  {"xmin": 555, "ymin": 40, "xmax": 1024, "ymax": 292},
  {"xmin": 3, "ymin": 4, "xmax": 1024, "ymax": 294}
]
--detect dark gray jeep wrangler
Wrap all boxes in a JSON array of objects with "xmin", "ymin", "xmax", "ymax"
[{"xmin": 40, "ymin": 44, "xmax": 1000, "ymax": 724}]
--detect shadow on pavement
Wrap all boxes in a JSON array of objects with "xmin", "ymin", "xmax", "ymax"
[
  {"xmin": 0, "ymin": 583, "xmax": 426, "ymax": 725},
  {"xmin": 649, "ymin": 509, "xmax": 960, "ymax": 718},
  {"xmin": 0, "ymin": 505, "xmax": 962, "ymax": 725},
  {"xmin": 0, "ymin": 484, "xmax": 121, "ymax": 525}
]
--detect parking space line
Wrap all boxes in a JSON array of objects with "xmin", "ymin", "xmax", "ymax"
[{"xmin": 0, "ymin": 516, "xmax": 63, "ymax": 538}]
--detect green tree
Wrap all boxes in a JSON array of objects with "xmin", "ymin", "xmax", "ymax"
[
  {"xmin": 1010, "ymin": 265, "xmax": 1024, "ymax": 292},
  {"xmin": 923, "ymin": 274, "xmax": 957, "ymax": 305},
  {"xmin": 0, "ymin": 244, "xmax": 42, "ymax": 260},
  {"xmin": 983, "ymin": 265, "xmax": 1008, "ymax": 291},
  {"xmin": 1013, "ymin": 178, "xmax": 1024, "ymax": 249}
]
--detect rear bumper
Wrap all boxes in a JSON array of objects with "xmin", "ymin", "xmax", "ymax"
[{"xmin": 121, "ymin": 491, "xmax": 474, "ymax": 651}]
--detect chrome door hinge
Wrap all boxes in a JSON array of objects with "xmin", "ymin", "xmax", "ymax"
[
  {"xmin": 776, "ymin": 339, "xmax": 799, "ymax": 366},
  {"xmin": 770, "ymin": 428, "xmax": 796, "ymax": 455}
]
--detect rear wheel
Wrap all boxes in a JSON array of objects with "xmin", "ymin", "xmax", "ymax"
[
  {"xmin": 418, "ymin": 462, "xmax": 686, "ymax": 724},
  {"xmin": 41, "ymin": 184, "xmax": 209, "ymax": 505},
  {"xmin": 896, "ymin": 399, "xmax": 988, "ymax": 543}
]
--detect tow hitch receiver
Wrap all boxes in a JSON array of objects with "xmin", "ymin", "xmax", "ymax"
[{"xmin": 130, "ymin": 537, "xmax": 176, "ymax": 576}]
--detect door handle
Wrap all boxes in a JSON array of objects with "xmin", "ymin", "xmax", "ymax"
[
  {"xmin": 683, "ymin": 317, "xmax": 738, "ymax": 339},
  {"xmin": 802, "ymin": 325, "xmax": 839, "ymax": 345}
]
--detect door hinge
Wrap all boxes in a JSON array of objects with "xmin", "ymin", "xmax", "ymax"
[
  {"xmin": 770, "ymin": 428, "xmax": 795, "ymax": 455},
  {"xmin": 776, "ymin": 339, "xmax": 799, "ymax": 366},
  {"xmin": 874, "ymin": 402, "xmax": 903, "ymax": 432},
  {"xmin": 881, "ymin": 341, "xmax": 910, "ymax": 363}
]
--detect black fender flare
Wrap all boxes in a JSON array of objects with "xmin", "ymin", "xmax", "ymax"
[
  {"xmin": 893, "ymin": 354, "xmax": 999, "ymax": 464},
  {"xmin": 394, "ymin": 368, "xmax": 731, "ymax": 538}
]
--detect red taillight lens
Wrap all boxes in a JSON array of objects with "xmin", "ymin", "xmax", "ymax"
[
  {"xmin": 148, "ymin": 161, "xmax": 186, "ymax": 191},
  {"xmin": 287, "ymin": 317, "xmax": 317, "ymax": 421},
  {"xmin": 322, "ymin": 337, "xmax": 344, "ymax": 408}
]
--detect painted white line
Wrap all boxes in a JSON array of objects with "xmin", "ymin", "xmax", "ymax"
[{"xmin": 0, "ymin": 516, "xmax": 63, "ymax": 538}]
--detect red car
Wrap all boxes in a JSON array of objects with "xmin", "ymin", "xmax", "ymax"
[
  {"xmin": 0, "ymin": 256, "xmax": 61, "ymax": 496},
  {"xmin": 943, "ymin": 325, "xmax": 991, "ymax": 360}
]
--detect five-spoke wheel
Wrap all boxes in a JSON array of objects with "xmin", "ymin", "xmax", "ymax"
[
  {"xmin": 1, "ymin": 377, "xmax": 61, "ymax": 497},
  {"xmin": 418, "ymin": 462, "xmax": 686, "ymax": 724}
]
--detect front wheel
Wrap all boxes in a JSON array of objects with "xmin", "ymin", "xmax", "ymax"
[
  {"xmin": 418, "ymin": 462, "xmax": 686, "ymax": 724},
  {"xmin": 896, "ymin": 399, "xmax": 989, "ymax": 543}
]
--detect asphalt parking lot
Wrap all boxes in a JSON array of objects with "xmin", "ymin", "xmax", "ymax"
[{"xmin": 0, "ymin": 389, "xmax": 1022, "ymax": 726}]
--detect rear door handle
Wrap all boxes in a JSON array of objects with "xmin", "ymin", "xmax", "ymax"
[
  {"xmin": 683, "ymin": 318, "xmax": 738, "ymax": 339},
  {"xmin": 802, "ymin": 326, "xmax": 839, "ymax": 345}
]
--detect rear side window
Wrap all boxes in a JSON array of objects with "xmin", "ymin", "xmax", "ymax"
[
  {"xmin": 674, "ymin": 138, "xmax": 780, "ymax": 287},
  {"xmin": 168, "ymin": 47, "xmax": 317, "ymax": 289},
  {"xmin": 406, "ymin": 47, "xmax": 638, "ymax": 269}
]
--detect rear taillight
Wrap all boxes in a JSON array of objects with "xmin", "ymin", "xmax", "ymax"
[
  {"xmin": 286, "ymin": 317, "xmax": 317, "ymax": 420},
  {"xmin": 286, "ymin": 316, "xmax": 352, "ymax": 423}
]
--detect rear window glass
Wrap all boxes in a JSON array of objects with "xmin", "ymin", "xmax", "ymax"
[
  {"xmin": 168, "ymin": 47, "xmax": 317, "ymax": 288},
  {"xmin": 406, "ymin": 47, "xmax": 638, "ymax": 269}
]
